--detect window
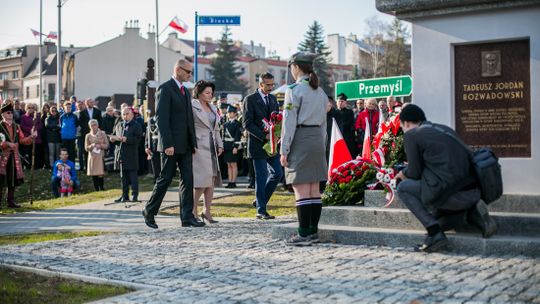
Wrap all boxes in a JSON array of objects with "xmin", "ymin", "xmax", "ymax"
[
  {"xmin": 48, "ymin": 83, "xmax": 55, "ymax": 101},
  {"xmin": 0, "ymin": 72, "xmax": 8, "ymax": 80},
  {"xmin": 11, "ymin": 89, "xmax": 19, "ymax": 98},
  {"xmin": 26, "ymin": 87, "xmax": 30, "ymax": 99},
  {"xmin": 11, "ymin": 71, "xmax": 18, "ymax": 79},
  {"xmin": 36, "ymin": 85, "xmax": 40, "ymax": 98},
  {"xmin": 204, "ymin": 69, "xmax": 212, "ymax": 80},
  {"xmin": 280, "ymin": 70, "xmax": 286, "ymax": 82}
]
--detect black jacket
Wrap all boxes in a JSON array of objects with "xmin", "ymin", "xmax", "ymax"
[
  {"xmin": 101, "ymin": 113, "xmax": 116, "ymax": 135},
  {"xmin": 113, "ymin": 119, "xmax": 142, "ymax": 171},
  {"xmin": 334, "ymin": 107, "xmax": 356, "ymax": 156},
  {"xmin": 79, "ymin": 108, "xmax": 103, "ymax": 135},
  {"xmin": 155, "ymin": 78, "xmax": 197, "ymax": 153},
  {"xmin": 223, "ymin": 119, "xmax": 242, "ymax": 151},
  {"xmin": 242, "ymin": 90, "xmax": 279, "ymax": 159},
  {"xmin": 45, "ymin": 114, "xmax": 61, "ymax": 143},
  {"xmin": 403, "ymin": 121, "xmax": 476, "ymax": 207}
]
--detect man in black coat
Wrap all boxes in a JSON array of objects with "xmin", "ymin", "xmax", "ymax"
[
  {"xmin": 143, "ymin": 59, "xmax": 204, "ymax": 229},
  {"xmin": 334, "ymin": 93, "xmax": 357, "ymax": 158},
  {"xmin": 395, "ymin": 104, "xmax": 496, "ymax": 253},
  {"xmin": 242, "ymin": 72, "xmax": 283, "ymax": 219},
  {"xmin": 111, "ymin": 107, "xmax": 142, "ymax": 202}
]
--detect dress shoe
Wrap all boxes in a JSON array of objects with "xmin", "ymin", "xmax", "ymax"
[
  {"xmin": 181, "ymin": 218, "xmax": 206, "ymax": 227},
  {"xmin": 114, "ymin": 197, "xmax": 129, "ymax": 203},
  {"xmin": 414, "ymin": 231, "xmax": 448, "ymax": 253},
  {"xmin": 200, "ymin": 212, "xmax": 218, "ymax": 224},
  {"xmin": 247, "ymin": 184, "xmax": 255, "ymax": 189},
  {"xmin": 256, "ymin": 213, "xmax": 275, "ymax": 220},
  {"xmin": 467, "ymin": 201, "xmax": 497, "ymax": 238},
  {"xmin": 131, "ymin": 196, "xmax": 141, "ymax": 202},
  {"xmin": 142, "ymin": 210, "xmax": 158, "ymax": 229}
]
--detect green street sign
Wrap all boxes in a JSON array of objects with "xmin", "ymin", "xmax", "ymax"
[{"xmin": 335, "ymin": 75, "xmax": 412, "ymax": 100}]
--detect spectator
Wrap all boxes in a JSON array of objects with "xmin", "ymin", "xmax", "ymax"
[
  {"xmin": 20, "ymin": 103, "xmax": 44, "ymax": 169},
  {"xmin": 74, "ymin": 100, "xmax": 87, "ymax": 171},
  {"xmin": 13, "ymin": 99, "xmax": 24, "ymax": 124},
  {"xmin": 378, "ymin": 99, "xmax": 390, "ymax": 125},
  {"xmin": 355, "ymin": 98, "xmax": 380, "ymax": 140},
  {"xmin": 387, "ymin": 95, "xmax": 402, "ymax": 113},
  {"xmin": 40, "ymin": 103, "xmax": 51, "ymax": 168},
  {"xmin": 111, "ymin": 107, "xmax": 142, "ymax": 203},
  {"xmin": 102, "ymin": 106, "xmax": 117, "ymax": 172},
  {"xmin": 45, "ymin": 105, "xmax": 62, "ymax": 169},
  {"xmin": 223, "ymin": 106, "xmax": 242, "ymax": 188},
  {"xmin": 85, "ymin": 119, "xmax": 108, "ymax": 191},
  {"xmin": 354, "ymin": 99, "xmax": 365, "ymax": 120},
  {"xmin": 59, "ymin": 101, "xmax": 78, "ymax": 163},
  {"xmin": 51, "ymin": 148, "xmax": 80, "ymax": 198},
  {"xmin": 334, "ymin": 93, "xmax": 357, "ymax": 157}
]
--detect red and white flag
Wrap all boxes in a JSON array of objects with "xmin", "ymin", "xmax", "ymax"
[
  {"xmin": 47, "ymin": 31, "xmax": 58, "ymax": 39},
  {"xmin": 30, "ymin": 28, "xmax": 43, "ymax": 38},
  {"xmin": 169, "ymin": 17, "xmax": 188, "ymax": 34},
  {"xmin": 328, "ymin": 118, "xmax": 352, "ymax": 179},
  {"xmin": 372, "ymin": 148, "xmax": 385, "ymax": 167},
  {"xmin": 361, "ymin": 117, "xmax": 372, "ymax": 160}
]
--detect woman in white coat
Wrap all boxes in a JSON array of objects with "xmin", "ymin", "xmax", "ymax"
[{"xmin": 191, "ymin": 80, "xmax": 223, "ymax": 223}]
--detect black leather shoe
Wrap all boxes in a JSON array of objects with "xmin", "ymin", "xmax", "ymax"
[
  {"xmin": 181, "ymin": 218, "xmax": 206, "ymax": 227},
  {"xmin": 114, "ymin": 197, "xmax": 129, "ymax": 203},
  {"xmin": 467, "ymin": 201, "xmax": 497, "ymax": 238},
  {"xmin": 131, "ymin": 196, "xmax": 141, "ymax": 202},
  {"xmin": 256, "ymin": 213, "xmax": 275, "ymax": 220},
  {"xmin": 247, "ymin": 184, "xmax": 255, "ymax": 189},
  {"xmin": 142, "ymin": 210, "xmax": 158, "ymax": 229},
  {"xmin": 414, "ymin": 231, "xmax": 448, "ymax": 253}
]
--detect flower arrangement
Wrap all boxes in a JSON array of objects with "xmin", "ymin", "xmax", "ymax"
[
  {"xmin": 262, "ymin": 111, "xmax": 283, "ymax": 156},
  {"xmin": 322, "ymin": 159, "xmax": 377, "ymax": 206},
  {"xmin": 372, "ymin": 114, "xmax": 406, "ymax": 167}
]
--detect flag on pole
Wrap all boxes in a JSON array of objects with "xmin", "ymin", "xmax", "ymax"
[
  {"xmin": 361, "ymin": 117, "xmax": 372, "ymax": 160},
  {"xmin": 30, "ymin": 28, "xmax": 44, "ymax": 38},
  {"xmin": 47, "ymin": 31, "xmax": 58, "ymax": 39},
  {"xmin": 328, "ymin": 118, "xmax": 352, "ymax": 179},
  {"xmin": 168, "ymin": 17, "xmax": 188, "ymax": 33}
]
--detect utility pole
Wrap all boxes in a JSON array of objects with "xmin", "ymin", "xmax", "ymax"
[
  {"xmin": 56, "ymin": 0, "xmax": 62, "ymax": 107},
  {"xmin": 39, "ymin": 0, "xmax": 43, "ymax": 108}
]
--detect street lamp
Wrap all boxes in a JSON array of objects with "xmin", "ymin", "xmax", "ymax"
[{"xmin": 56, "ymin": 0, "xmax": 70, "ymax": 107}]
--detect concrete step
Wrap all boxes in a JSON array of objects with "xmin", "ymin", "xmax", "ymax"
[
  {"xmin": 364, "ymin": 190, "xmax": 540, "ymax": 213},
  {"xmin": 319, "ymin": 206, "xmax": 540, "ymax": 236},
  {"xmin": 272, "ymin": 222, "xmax": 540, "ymax": 257}
]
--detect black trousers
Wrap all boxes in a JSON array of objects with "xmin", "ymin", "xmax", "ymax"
[
  {"xmin": 61, "ymin": 139, "xmax": 76, "ymax": 163},
  {"xmin": 149, "ymin": 152, "xmax": 161, "ymax": 183},
  {"xmin": 144, "ymin": 152, "xmax": 194, "ymax": 222},
  {"xmin": 76, "ymin": 136, "xmax": 87, "ymax": 170},
  {"xmin": 121, "ymin": 169, "xmax": 138, "ymax": 199}
]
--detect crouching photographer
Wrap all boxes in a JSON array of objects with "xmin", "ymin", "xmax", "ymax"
[{"xmin": 394, "ymin": 104, "xmax": 497, "ymax": 253}]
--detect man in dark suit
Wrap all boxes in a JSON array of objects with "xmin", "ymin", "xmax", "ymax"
[
  {"xmin": 334, "ymin": 93, "xmax": 357, "ymax": 157},
  {"xmin": 143, "ymin": 59, "xmax": 204, "ymax": 229},
  {"xmin": 111, "ymin": 107, "xmax": 142, "ymax": 202},
  {"xmin": 78, "ymin": 99, "xmax": 103, "ymax": 171},
  {"xmin": 242, "ymin": 72, "xmax": 283, "ymax": 219}
]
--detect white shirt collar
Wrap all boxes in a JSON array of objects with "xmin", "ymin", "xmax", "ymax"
[
  {"xmin": 258, "ymin": 88, "xmax": 268, "ymax": 101},
  {"xmin": 172, "ymin": 76, "xmax": 183, "ymax": 89}
]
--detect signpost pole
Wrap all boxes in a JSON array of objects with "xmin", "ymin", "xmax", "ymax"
[{"xmin": 194, "ymin": 11, "xmax": 198, "ymax": 82}]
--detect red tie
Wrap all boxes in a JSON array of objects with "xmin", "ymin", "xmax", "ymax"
[{"xmin": 180, "ymin": 86, "xmax": 185, "ymax": 95}]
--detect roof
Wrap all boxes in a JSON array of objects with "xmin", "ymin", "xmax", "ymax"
[
  {"xmin": 24, "ymin": 53, "xmax": 57, "ymax": 78},
  {"xmin": 179, "ymin": 39, "xmax": 243, "ymax": 55}
]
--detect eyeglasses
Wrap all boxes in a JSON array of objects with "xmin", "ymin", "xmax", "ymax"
[
  {"xmin": 3, "ymin": 111, "xmax": 13, "ymax": 114},
  {"xmin": 179, "ymin": 66, "xmax": 193, "ymax": 75}
]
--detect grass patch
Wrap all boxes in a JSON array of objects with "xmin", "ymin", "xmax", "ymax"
[
  {"xmin": 0, "ymin": 266, "xmax": 131, "ymax": 304},
  {"xmin": 0, "ymin": 231, "xmax": 107, "ymax": 246},
  {"xmin": 160, "ymin": 192, "xmax": 297, "ymax": 218},
  {"xmin": 1, "ymin": 169, "xmax": 156, "ymax": 215}
]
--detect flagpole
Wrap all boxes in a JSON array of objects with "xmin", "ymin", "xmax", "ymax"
[
  {"xmin": 39, "ymin": 0, "xmax": 43, "ymax": 109},
  {"xmin": 56, "ymin": 0, "xmax": 62, "ymax": 107},
  {"xmin": 155, "ymin": 0, "xmax": 160, "ymax": 84},
  {"xmin": 194, "ymin": 11, "xmax": 198, "ymax": 82}
]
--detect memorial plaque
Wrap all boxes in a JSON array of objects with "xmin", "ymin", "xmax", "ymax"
[{"xmin": 454, "ymin": 39, "xmax": 530, "ymax": 157}]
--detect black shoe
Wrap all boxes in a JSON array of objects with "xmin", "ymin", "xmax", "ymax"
[
  {"xmin": 114, "ymin": 197, "xmax": 129, "ymax": 203},
  {"xmin": 247, "ymin": 184, "xmax": 255, "ymax": 189},
  {"xmin": 467, "ymin": 201, "xmax": 497, "ymax": 238},
  {"xmin": 131, "ymin": 196, "xmax": 141, "ymax": 202},
  {"xmin": 252, "ymin": 199, "xmax": 257, "ymax": 208},
  {"xmin": 256, "ymin": 213, "xmax": 275, "ymax": 220},
  {"xmin": 182, "ymin": 218, "xmax": 206, "ymax": 227},
  {"xmin": 414, "ymin": 231, "xmax": 448, "ymax": 253},
  {"xmin": 225, "ymin": 183, "xmax": 232, "ymax": 188},
  {"xmin": 436, "ymin": 211, "xmax": 468, "ymax": 232},
  {"xmin": 142, "ymin": 210, "xmax": 158, "ymax": 229},
  {"xmin": 200, "ymin": 212, "xmax": 218, "ymax": 224}
]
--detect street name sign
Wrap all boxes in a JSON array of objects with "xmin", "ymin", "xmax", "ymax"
[
  {"xmin": 198, "ymin": 15, "xmax": 241, "ymax": 26},
  {"xmin": 335, "ymin": 75, "xmax": 412, "ymax": 100}
]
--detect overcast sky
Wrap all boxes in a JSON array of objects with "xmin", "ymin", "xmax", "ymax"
[{"xmin": 0, "ymin": 0, "xmax": 405, "ymax": 58}]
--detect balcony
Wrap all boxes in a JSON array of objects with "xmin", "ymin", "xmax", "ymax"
[{"xmin": 0, "ymin": 80, "xmax": 8, "ymax": 89}]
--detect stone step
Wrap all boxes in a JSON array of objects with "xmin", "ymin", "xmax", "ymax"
[
  {"xmin": 364, "ymin": 190, "xmax": 540, "ymax": 213},
  {"xmin": 319, "ymin": 206, "xmax": 540, "ymax": 236},
  {"xmin": 272, "ymin": 222, "xmax": 540, "ymax": 257}
]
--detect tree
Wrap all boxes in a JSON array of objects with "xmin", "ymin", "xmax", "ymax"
[
  {"xmin": 385, "ymin": 18, "xmax": 411, "ymax": 76},
  {"xmin": 209, "ymin": 27, "xmax": 247, "ymax": 93},
  {"xmin": 298, "ymin": 21, "xmax": 333, "ymax": 94},
  {"xmin": 363, "ymin": 16, "xmax": 388, "ymax": 78},
  {"xmin": 351, "ymin": 65, "xmax": 361, "ymax": 80}
]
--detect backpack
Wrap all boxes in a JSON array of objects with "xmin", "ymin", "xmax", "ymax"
[{"xmin": 429, "ymin": 124, "xmax": 503, "ymax": 204}]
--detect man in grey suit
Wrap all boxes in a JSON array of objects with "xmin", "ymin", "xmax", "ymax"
[{"xmin": 143, "ymin": 59, "xmax": 204, "ymax": 228}]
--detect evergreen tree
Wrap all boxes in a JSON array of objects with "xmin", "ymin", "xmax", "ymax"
[
  {"xmin": 385, "ymin": 18, "xmax": 410, "ymax": 76},
  {"xmin": 298, "ymin": 21, "xmax": 333, "ymax": 94},
  {"xmin": 209, "ymin": 27, "xmax": 247, "ymax": 93}
]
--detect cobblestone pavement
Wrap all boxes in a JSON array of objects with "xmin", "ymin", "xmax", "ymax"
[{"xmin": 1, "ymin": 219, "xmax": 539, "ymax": 304}]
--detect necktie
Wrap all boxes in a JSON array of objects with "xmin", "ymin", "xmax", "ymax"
[
  {"xmin": 264, "ymin": 96, "xmax": 270, "ymax": 114},
  {"xmin": 180, "ymin": 86, "xmax": 185, "ymax": 95}
]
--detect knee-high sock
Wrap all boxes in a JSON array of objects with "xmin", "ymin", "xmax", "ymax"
[
  {"xmin": 309, "ymin": 198, "xmax": 323, "ymax": 234},
  {"xmin": 296, "ymin": 198, "xmax": 313, "ymax": 237}
]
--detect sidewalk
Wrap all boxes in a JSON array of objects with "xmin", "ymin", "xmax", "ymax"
[{"xmin": 0, "ymin": 177, "xmax": 254, "ymax": 235}]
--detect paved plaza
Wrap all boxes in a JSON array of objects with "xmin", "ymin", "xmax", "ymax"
[{"xmin": 1, "ymin": 216, "xmax": 539, "ymax": 303}]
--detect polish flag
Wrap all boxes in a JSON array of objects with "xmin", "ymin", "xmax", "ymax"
[
  {"xmin": 47, "ymin": 31, "xmax": 58, "ymax": 39},
  {"xmin": 30, "ymin": 29, "xmax": 43, "ymax": 38},
  {"xmin": 328, "ymin": 118, "xmax": 352, "ymax": 179},
  {"xmin": 361, "ymin": 117, "xmax": 372, "ymax": 160},
  {"xmin": 169, "ymin": 17, "xmax": 188, "ymax": 34}
]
